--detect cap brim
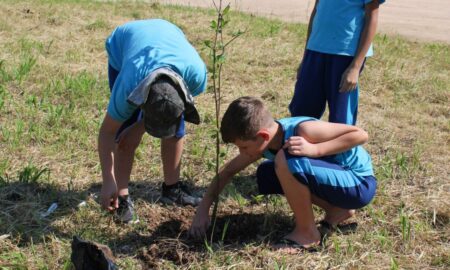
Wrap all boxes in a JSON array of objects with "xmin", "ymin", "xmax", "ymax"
[
  {"xmin": 145, "ymin": 116, "xmax": 180, "ymax": 139},
  {"xmin": 184, "ymin": 103, "xmax": 200, "ymax": 124}
]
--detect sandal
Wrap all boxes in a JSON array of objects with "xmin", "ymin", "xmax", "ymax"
[{"xmin": 272, "ymin": 238, "xmax": 320, "ymax": 253}]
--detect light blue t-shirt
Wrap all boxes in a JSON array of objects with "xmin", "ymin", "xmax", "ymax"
[
  {"xmin": 105, "ymin": 19, "xmax": 207, "ymax": 121},
  {"xmin": 307, "ymin": 0, "xmax": 385, "ymax": 57},
  {"xmin": 263, "ymin": 117, "xmax": 374, "ymax": 176}
]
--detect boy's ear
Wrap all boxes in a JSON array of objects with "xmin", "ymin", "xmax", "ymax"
[{"xmin": 256, "ymin": 129, "xmax": 270, "ymax": 141}]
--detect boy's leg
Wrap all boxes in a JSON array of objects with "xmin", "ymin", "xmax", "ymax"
[
  {"xmin": 325, "ymin": 55, "xmax": 365, "ymax": 125},
  {"xmin": 160, "ymin": 117, "xmax": 201, "ymax": 206},
  {"xmin": 108, "ymin": 63, "xmax": 143, "ymax": 196},
  {"xmin": 284, "ymin": 155, "xmax": 376, "ymax": 223},
  {"xmin": 161, "ymin": 137, "xmax": 183, "ymax": 186},
  {"xmin": 310, "ymin": 194, "xmax": 355, "ymax": 226},
  {"xmin": 274, "ymin": 151, "xmax": 321, "ymax": 247},
  {"xmin": 161, "ymin": 115, "xmax": 185, "ymax": 185},
  {"xmin": 289, "ymin": 50, "xmax": 327, "ymax": 119},
  {"xmin": 256, "ymin": 160, "xmax": 283, "ymax": 194},
  {"xmin": 114, "ymin": 121, "xmax": 145, "ymax": 196},
  {"xmin": 257, "ymin": 160, "xmax": 357, "ymax": 226}
]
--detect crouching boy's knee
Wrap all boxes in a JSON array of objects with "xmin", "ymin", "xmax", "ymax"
[{"xmin": 355, "ymin": 176, "xmax": 377, "ymax": 209}]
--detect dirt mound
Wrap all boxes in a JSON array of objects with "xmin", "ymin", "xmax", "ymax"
[{"xmin": 137, "ymin": 206, "xmax": 293, "ymax": 268}]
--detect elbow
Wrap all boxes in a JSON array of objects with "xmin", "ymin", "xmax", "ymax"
[{"xmin": 360, "ymin": 129, "xmax": 369, "ymax": 145}]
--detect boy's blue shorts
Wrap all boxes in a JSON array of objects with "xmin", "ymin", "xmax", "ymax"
[
  {"xmin": 289, "ymin": 50, "xmax": 365, "ymax": 125},
  {"xmin": 256, "ymin": 156, "xmax": 377, "ymax": 209},
  {"xmin": 108, "ymin": 64, "xmax": 185, "ymax": 139}
]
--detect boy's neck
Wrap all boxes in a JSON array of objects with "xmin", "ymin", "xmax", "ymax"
[{"xmin": 267, "ymin": 121, "xmax": 283, "ymax": 151}]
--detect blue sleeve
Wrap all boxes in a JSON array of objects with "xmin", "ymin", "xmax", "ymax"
[
  {"xmin": 105, "ymin": 27, "xmax": 124, "ymax": 71},
  {"xmin": 185, "ymin": 62, "xmax": 208, "ymax": 97},
  {"xmin": 365, "ymin": 0, "xmax": 385, "ymax": 4},
  {"xmin": 190, "ymin": 68, "xmax": 208, "ymax": 97},
  {"xmin": 107, "ymin": 73, "xmax": 138, "ymax": 122}
]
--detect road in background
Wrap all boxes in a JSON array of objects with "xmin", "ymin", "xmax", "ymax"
[{"xmin": 158, "ymin": 0, "xmax": 450, "ymax": 43}]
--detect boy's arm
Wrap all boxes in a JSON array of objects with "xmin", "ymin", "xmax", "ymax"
[
  {"xmin": 305, "ymin": 0, "xmax": 319, "ymax": 47},
  {"xmin": 189, "ymin": 153, "xmax": 259, "ymax": 237},
  {"xmin": 339, "ymin": 0, "xmax": 381, "ymax": 92},
  {"xmin": 284, "ymin": 121, "xmax": 368, "ymax": 158},
  {"xmin": 98, "ymin": 113, "xmax": 122, "ymax": 211},
  {"xmin": 298, "ymin": 0, "xmax": 318, "ymax": 73}
]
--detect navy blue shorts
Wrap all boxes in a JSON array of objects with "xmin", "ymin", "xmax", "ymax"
[
  {"xmin": 289, "ymin": 50, "xmax": 365, "ymax": 125},
  {"xmin": 108, "ymin": 64, "xmax": 185, "ymax": 139},
  {"xmin": 256, "ymin": 157, "xmax": 377, "ymax": 210}
]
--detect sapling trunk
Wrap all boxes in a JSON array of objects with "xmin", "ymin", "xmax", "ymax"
[{"xmin": 205, "ymin": 0, "xmax": 243, "ymax": 244}]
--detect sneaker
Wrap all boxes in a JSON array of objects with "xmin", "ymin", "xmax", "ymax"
[
  {"xmin": 116, "ymin": 195, "xmax": 139, "ymax": 224},
  {"xmin": 160, "ymin": 181, "xmax": 202, "ymax": 206}
]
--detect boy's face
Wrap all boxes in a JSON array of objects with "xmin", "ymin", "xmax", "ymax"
[{"xmin": 234, "ymin": 134, "xmax": 269, "ymax": 159}]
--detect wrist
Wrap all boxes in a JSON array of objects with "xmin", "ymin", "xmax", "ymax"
[
  {"xmin": 349, "ymin": 59, "xmax": 364, "ymax": 70},
  {"xmin": 314, "ymin": 144, "xmax": 323, "ymax": 158},
  {"xmin": 196, "ymin": 201, "xmax": 211, "ymax": 214},
  {"xmin": 102, "ymin": 177, "xmax": 116, "ymax": 185}
]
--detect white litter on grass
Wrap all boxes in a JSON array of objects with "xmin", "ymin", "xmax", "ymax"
[
  {"xmin": 40, "ymin": 203, "xmax": 58, "ymax": 218},
  {"xmin": 0, "ymin": 234, "xmax": 10, "ymax": 240},
  {"xmin": 77, "ymin": 201, "xmax": 87, "ymax": 208}
]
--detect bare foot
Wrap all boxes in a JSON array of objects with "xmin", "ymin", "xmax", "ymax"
[
  {"xmin": 272, "ymin": 230, "xmax": 321, "ymax": 254},
  {"xmin": 324, "ymin": 209, "xmax": 355, "ymax": 226}
]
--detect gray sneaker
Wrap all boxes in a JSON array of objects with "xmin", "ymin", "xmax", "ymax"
[
  {"xmin": 159, "ymin": 181, "xmax": 202, "ymax": 206},
  {"xmin": 116, "ymin": 195, "xmax": 139, "ymax": 224}
]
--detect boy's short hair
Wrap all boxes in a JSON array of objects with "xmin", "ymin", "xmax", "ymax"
[{"xmin": 220, "ymin": 96, "xmax": 273, "ymax": 143}]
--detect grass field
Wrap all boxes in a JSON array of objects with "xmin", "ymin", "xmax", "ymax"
[{"xmin": 0, "ymin": 0, "xmax": 449, "ymax": 269}]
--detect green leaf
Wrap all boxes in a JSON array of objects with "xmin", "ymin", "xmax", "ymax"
[
  {"xmin": 223, "ymin": 4, "xmax": 231, "ymax": 16},
  {"xmin": 210, "ymin": 20, "xmax": 217, "ymax": 30},
  {"xmin": 232, "ymin": 29, "xmax": 245, "ymax": 37},
  {"xmin": 203, "ymin": 40, "xmax": 212, "ymax": 49},
  {"xmin": 222, "ymin": 19, "xmax": 229, "ymax": 28},
  {"xmin": 217, "ymin": 54, "xmax": 226, "ymax": 64}
]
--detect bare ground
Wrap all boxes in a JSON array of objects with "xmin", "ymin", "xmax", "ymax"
[{"xmin": 158, "ymin": 0, "xmax": 450, "ymax": 43}]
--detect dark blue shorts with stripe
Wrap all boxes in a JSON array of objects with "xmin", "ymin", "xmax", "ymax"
[{"xmin": 256, "ymin": 157, "xmax": 377, "ymax": 210}]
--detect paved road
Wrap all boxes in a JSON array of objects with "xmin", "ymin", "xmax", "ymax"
[{"xmin": 158, "ymin": 0, "xmax": 450, "ymax": 44}]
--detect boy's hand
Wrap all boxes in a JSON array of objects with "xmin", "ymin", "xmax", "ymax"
[
  {"xmin": 339, "ymin": 66, "xmax": 360, "ymax": 92},
  {"xmin": 188, "ymin": 208, "xmax": 211, "ymax": 239},
  {"xmin": 100, "ymin": 181, "xmax": 118, "ymax": 212},
  {"xmin": 283, "ymin": 136, "xmax": 320, "ymax": 158}
]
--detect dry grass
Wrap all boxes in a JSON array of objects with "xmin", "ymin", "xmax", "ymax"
[{"xmin": 0, "ymin": 0, "xmax": 449, "ymax": 269}]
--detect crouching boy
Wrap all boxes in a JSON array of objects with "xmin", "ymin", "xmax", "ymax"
[{"xmin": 189, "ymin": 96, "xmax": 376, "ymax": 250}]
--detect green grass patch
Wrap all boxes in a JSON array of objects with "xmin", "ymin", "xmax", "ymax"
[{"xmin": 0, "ymin": 0, "xmax": 448, "ymax": 269}]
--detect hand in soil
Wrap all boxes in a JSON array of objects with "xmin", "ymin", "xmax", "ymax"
[
  {"xmin": 188, "ymin": 209, "xmax": 211, "ymax": 238},
  {"xmin": 100, "ymin": 181, "xmax": 118, "ymax": 212}
]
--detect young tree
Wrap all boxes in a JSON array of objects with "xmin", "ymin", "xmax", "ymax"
[{"xmin": 204, "ymin": 0, "xmax": 243, "ymax": 243}]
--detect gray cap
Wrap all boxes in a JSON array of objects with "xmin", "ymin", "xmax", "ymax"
[{"xmin": 127, "ymin": 68, "xmax": 201, "ymax": 138}]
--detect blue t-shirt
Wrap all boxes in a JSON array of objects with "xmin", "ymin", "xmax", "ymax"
[
  {"xmin": 263, "ymin": 117, "xmax": 374, "ymax": 176},
  {"xmin": 105, "ymin": 19, "xmax": 207, "ymax": 121},
  {"xmin": 307, "ymin": 0, "xmax": 385, "ymax": 57}
]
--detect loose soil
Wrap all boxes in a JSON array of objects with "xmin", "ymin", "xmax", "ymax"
[{"xmin": 136, "ymin": 206, "xmax": 293, "ymax": 268}]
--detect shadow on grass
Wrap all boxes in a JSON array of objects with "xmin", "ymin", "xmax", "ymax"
[
  {"xmin": 0, "ymin": 180, "xmax": 86, "ymax": 246},
  {"xmin": 0, "ymin": 171, "xmax": 289, "ymax": 267},
  {"xmin": 95, "ymin": 176, "xmax": 290, "ymax": 268},
  {"xmin": 111, "ymin": 174, "xmax": 261, "ymax": 204}
]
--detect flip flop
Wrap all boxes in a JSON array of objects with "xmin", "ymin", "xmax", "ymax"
[{"xmin": 272, "ymin": 238, "xmax": 320, "ymax": 253}]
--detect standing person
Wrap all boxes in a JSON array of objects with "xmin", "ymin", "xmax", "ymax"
[
  {"xmin": 289, "ymin": 0, "xmax": 385, "ymax": 125},
  {"xmin": 99, "ymin": 19, "xmax": 208, "ymax": 223},
  {"xmin": 189, "ymin": 97, "xmax": 376, "ymax": 251}
]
